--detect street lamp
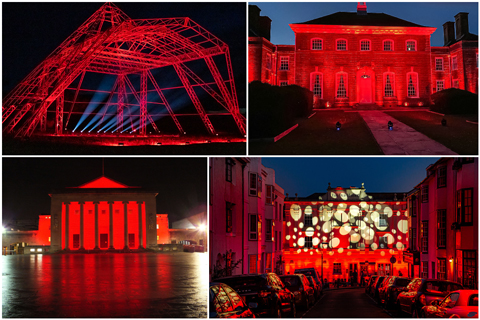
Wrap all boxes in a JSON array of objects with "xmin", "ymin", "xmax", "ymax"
[{"xmin": 320, "ymin": 242, "xmax": 328, "ymax": 285}]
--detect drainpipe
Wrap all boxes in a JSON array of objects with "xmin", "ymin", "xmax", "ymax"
[
  {"xmin": 452, "ymin": 160, "xmax": 458, "ymax": 282},
  {"xmin": 242, "ymin": 162, "xmax": 246, "ymax": 274}
]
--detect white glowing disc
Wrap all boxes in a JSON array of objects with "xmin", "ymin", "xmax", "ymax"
[
  {"xmin": 322, "ymin": 221, "xmax": 332, "ymax": 233},
  {"xmin": 286, "ymin": 235, "xmax": 291, "ymax": 240},
  {"xmin": 384, "ymin": 206, "xmax": 393, "ymax": 217},
  {"xmin": 299, "ymin": 223, "xmax": 304, "ymax": 229},
  {"xmin": 396, "ymin": 242, "xmax": 404, "ymax": 250},
  {"xmin": 350, "ymin": 205, "xmax": 360, "ymax": 217},
  {"xmin": 290, "ymin": 204, "xmax": 302, "ymax": 221},
  {"xmin": 312, "ymin": 216, "xmax": 318, "ymax": 226},
  {"xmin": 287, "ymin": 221, "xmax": 292, "ymax": 227},
  {"xmin": 310, "ymin": 251, "xmax": 313, "ymax": 255},
  {"xmin": 397, "ymin": 235, "xmax": 402, "ymax": 240},
  {"xmin": 338, "ymin": 247, "xmax": 344, "ymax": 253},
  {"xmin": 293, "ymin": 235, "xmax": 296, "ymax": 240},
  {"xmin": 380, "ymin": 251, "xmax": 385, "ymax": 256},
  {"xmin": 371, "ymin": 243, "xmax": 378, "ymax": 250},
  {"xmin": 298, "ymin": 237, "xmax": 305, "ymax": 247},
  {"xmin": 305, "ymin": 227, "xmax": 315, "ymax": 237},
  {"xmin": 340, "ymin": 193, "xmax": 348, "ymax": 200},
  {"xmin": 397, "ymin": 211, "xmax": 401, "ymax": 216},
  {"xmin": 313, "ymin": 237, "xmax": 320, "ymax": 246},
  {"xmin": 294, "ymin": 227, "xmax": 298, "ymax": 232},
  {"xmin": 340, "ymin": 224, "xmax": 352, "ymax": 235},
  {"xmin": 305, "ymin": 206, "xmax": 312, "ymax": 215},
  {"xmin": 330, "ymin": 237, "xmax": 340, "ymax": 248},
  {"xmin": 297, "ymin": 249, "xmax": 301, "ymax": 253},
  {"xmin": 360, "ymin": 202, "xmax": 368, "ymax": 209},
  {"xmin": 397, "ymin": 220, "xmax": 408, "ymax": 233},
  {"xmin": 362, "ymin": 227, "xmax": 375, "ymax": 241},
  {"xmin": 376, "ymin": 204, "xmax": 382, "ymax": 211},
  {"xmin": 370, "ymin": 211, "xmax": 379, "ymax": 222},
  {"xmin": 330, "ymin": 192, "xmax": 337, "ymax": 199},
  {"xmin": 304, "ymin": 248, "xmax": 308, "ymax": 252}
]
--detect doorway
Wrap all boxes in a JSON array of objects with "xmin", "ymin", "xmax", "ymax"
[
  {"xmin": 359, "ymin": 75, "xmax": 372, "ymax": 103},
  {"xmin": 128, "ymin": 233, "xmax": 135, "ymax": 248},
  {"xmin": 100, "ymin": 234, "xmax": 108, "ymax": 248}
]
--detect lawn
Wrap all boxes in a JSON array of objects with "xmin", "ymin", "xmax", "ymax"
[
  {"xmin": 385, "ymin": 111, "xmax": 478, "ymax": 155},
  {"xmin": 249, "ymin": 110, "xmax": 383, "ymax": 155}
]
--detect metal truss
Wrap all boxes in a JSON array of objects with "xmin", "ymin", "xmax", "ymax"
[{"xmin": 2, "ymin": 3, "xmax": 245, "ymax": 137}]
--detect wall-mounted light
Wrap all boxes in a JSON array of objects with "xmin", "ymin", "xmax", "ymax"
[
  {"xmin": 388, "ymin": 121, "xmax": 393, "ymax": 130},
  {"xmin": 441, "ymin": 118, "xmax": 447, "ymax": 126},
  {"xmin": 336, "ymin": 122, "xmax": 341, "ymax": 131},
  {"xmin": 449, "ymin": 258, "xmax": 453, "ymax": 263}
]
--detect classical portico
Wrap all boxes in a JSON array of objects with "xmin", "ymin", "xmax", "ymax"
[{"xmin": 49, "ymin": 176, "xmax": 158, "ymax": 252}]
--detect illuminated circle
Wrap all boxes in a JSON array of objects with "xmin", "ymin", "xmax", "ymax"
[
  {"xmin": 358, "ymin": 221, "xmax": 367, "ymax": 230},
  {"xmin": 397, "ymin": 220, "xmax": 409, "ymax": 233},
  {"xmin": 376, "ymin": 204, "xmax": 382, "ymax": 211},
  {"xmin": 305, "ymin": 227, "xmax": 315, "ymax": 237},
  {"xmin": 350, "ymin": 233, "xmax": 361, "ymax": 243},
  {"xmin": 297, "ymin": 249, "xmax": 301, "ymax": 253},
  {"xmin": 389, "ymin": 249, "xmax": 395, "ymax": 255},
  {"xmin": 385, "ymin": 233, "xmax": 395, "ymax": 244},
  {"xmin": 347, "ymin": 251, "xmax": 352, "ymax": 256},
  {"xmin": 299, "ymin": 222, "xmax": 304, "ymax": 228},
  {"xmin": 370, "ymin": 211, "xmax": 379, "ymax": 222},
  {"xmin": 298, "ymin": 238, "xmax": 305, "ymax": 247},
  {"xmin": 305, "ymin": 206, "xmax": 312, "ymax": 215},
  {"xmin": 392, "ymin": 229, "xmax": 397, "ymax": 234},
  {"xmin": 371, "ymin": 243, "xmax": 378, "ymax": 251},
  {"xmin": 340, "ymin": 224, "xmax": 352, "ymax": 235},
  {"xmin": 396, "ymin": 242, "xmax": 405, "ymax": 250},
  {"xmin": 328, "ymin": 203, "xmax": 333, "ymax": 207},
  {"xmin": 294, "ymin": 228, "xmax": 298, "ymax": 232},
  {"xmin": 340, "ymin": 193, "xmax": 348, "ymax": 200},
  {"xmin": 362, "ymin": 227, "xmax": 375, "ymax": 241},
  {"xmin": 286, "ymin": 235, "xmax": 291, "ymax": 240},
  {"xmin": 310, "ymin": 251, "xmax": 313, "ymax": 255},
  {"xmin": 328, "ymin": 251, "xmax": 334, "ymax": 256},
  {"xmin": 299, "ymin": 232, "xmax": 303, "ymax": 236},
  {"xmin": 330, "ymin": 192, "xmax": 337, "ymax": 199},
  {"xmin": 294, "ymin": 243, "xmax": 297, "ymax": 247},
  {"xmin": 287, "ymin": 222, "xmax": 291, "ymax": 227},
  {"xmin": 322, "ymin": 221, "xmax": 332, "ymax": 233},
  {"xmin": 330, "ymin": 237, "xmax": 340, "ymax": 248},
  {"xmin": 313, "ymin": 237, "xmax": 320, "ymax": 246},
  {"xmin": 293, "ymin": 235, "xmax": 297, "ymax": 240},
  {"xmin": 337, "ymin": 203, "xmax": 348, "ymax": 212},
  {"xmin": 338, "ymin": 248, "xmax": 344, "ymax": 253},
  {"xmin": 370, "ymin": 205, "xmax": 374, "ymax": 211},
  {"xmin": 384, "ymin": 206, "xmax": 393, "ymax": 217},
  {"xmin": 380, "ymin": 251, "xmax": 385, "ymax": 256},
  {"xmin": 322, "ymin": 236, "xmax": 328, "ymax": 241},
  {"xmin": 304, "ymin": 248, "xmax": 308, "ymax": 252},
  {"xmin": 311, "ymin": 202, "xmax": 317, "ymax": 205},
  {"xmin": 317, "ymin": 233, "xmax": 320, "ymax": 237},
  {"xmin": 352, "ymin": 188, "xmax": 360, "ymax": 195},
  {"xmin": 290, "ymin": 204, "xmax": 302, "ymax": 221},
  {"xmin": 397, "ymin": 236, "xmax": 402, "ymax": 240},
  {"xmin": 397, "ymin": 211, "xmax": 401, "ymax": 216},
  {"xmin": 334, "ymin": 211, "xmax": 349, "ymax": 223},
  {"xmin": 350, "ymin": 205, "xmax": 360, "ymax": 217},
  {"xmin": 360, "ymin": 202, "xmax": 368, "ymax": 209},
  {"xmin": 312, "ymin": 217, "xmax": 318, "ymax": 226},
  {"xmin": 316, "ymin": 225, "xmax": 321, "ymax": 230}
]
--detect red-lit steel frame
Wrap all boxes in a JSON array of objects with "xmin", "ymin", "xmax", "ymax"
[{"xmin": 2, "ymin": 3, "xmax": 245, "ymax": 137}]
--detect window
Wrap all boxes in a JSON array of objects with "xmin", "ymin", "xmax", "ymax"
[
  {"xmin": 266, "ymin": 219, "xmax": 272, "ymax": 241},
  {"xmin": 383, "ymin": 40, "xmax": 393, "ymax": 51},
  {"xmin": 249, "ymin": 214, "xmax": 258, "ymax": 240},
  {"xmin": 336, "ymin": 73, "xmax": 347, "ymax": 98},
  {"xmin": 406, "ymin": 40, "xmax": 416, "ymax": 51},
  {"xmin": 226, "ymin": 202, "xmax": 234, "ymax": 233},
  {"xmin": 280, "ymin": 57, "xmax": 289, "ymax": 71},
  {"xmin": 311, "ymin": 38, "xmax": 323, "ymax": 50},
  {"xmin": 411, "ymin": 227, "xmax": 417, "ymax": 251},
  {"xmin": 411, "ymin": 195, "xmax": 417, "ymax": 217},
  {"xmin": 457, "ymin": 188, "xmax": 473, "ymax": 225},
  {"xmin": 437, "ymin": 258, "xmax": 446, "ymax": 280},
  {"xmin": 437, "ymin": 166, "xmax": 446, "ymax": 187},
  {"xmin": 88, "ymin": 210, "xmax": 93, "ymax": 215},
  {"xmin": 379, "ymin": 214, "xmax": 387, "ymax": 227},
  {"xmin": 101, "ymin": 209, "xmax": 106, "ymax": 215},
  {"xmin": 333, "ymin": 263, "xmax": 342, "ymax": 274},
  {"xmin": 266, "ymin": 253, "xmax": 272, "ymax": 272},
  {"xmin": 384, "ymin": 73, "xmax": 395, "ymax": 97},
  {"xmin": 266, "ymin": 53, "xmax": 272, "ymax": 70},
  {"xmin": 305, "ymin": 236, "xmax": 313, "ymax": 248},
  {"xmin": 452, "ymin": 56, "xmax": 458, "ymax": 70},
  {"xmin": 421, "ymin": 261, "xmax": 429, "ymax": 279},
  {"xmin": 336, "ymin": 39, "xmax": 347, "ymax": 51},
  {"xmin": 266, "ymin": 185, "xmax": 273, "ymax": 205},
  {"xmin": 421, "ymin": 221, "xmax": 428, "ymax": 253},
  {"xmin": 249, "ymin": 173, "xmax": 261, "ymax": 197},
  {"xmin": 249, "ymin": 255, "xmax": 258, "ymax": 274},
  {"xmin": 304, "ymin": 206, "xmax": 312, "ymax": 226},
  {"xmin": 407, "ymin": 72, "xmax": 419, "ymax": 98},
  {"xmin": 279, "ymin": 81, "xmax": 288, "ymax": 86},
  {"xmin": 311, "ymin": 73, "xmax": 323, "ymax": 98},
  {"xmin": 435, "ymin": 58, "xmax": 444, "ymax": 71},
  {"xmin": 225, "ymin": 158, "xmax": 234, "ymax": 182},
  {"xmin": 379, "ymin": 236, "xmax": 388, "ymax": 249},
  {"xmin": 453, "ymin": 79, "xmax": 459, "ymax": 88},
  {"xmin": 360, "ymin": 39, "xmax": 371, "ymax": 51},
  {"xmin": 463, "ymin": 251, "xmax": 477, "ymax": 288},
  {"xmin": 421, "ymin": 185, "xmax": 428, "ymax": 202},
  {"xmin": 436, "ymin": 80, "xmax": 445, "ymax": 92},
  {"xmin": 437, "ymin": 209, "xmax": 446, "ymax": 248}
]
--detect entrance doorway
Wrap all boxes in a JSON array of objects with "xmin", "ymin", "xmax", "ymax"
[
  {"xmin": 72, "ymin": 234, "xmax": 80, "ymax": 249},
  {"xmin": 359, "ymin": 75, "xmax": 372, "ymax": 103},
  {"xmin": 100, "ymin": 234, "xmax": 108, "ymax": 248},
  {"xmin": 128, "ymin": 233, "xmax": 135, "ymax": 248}
]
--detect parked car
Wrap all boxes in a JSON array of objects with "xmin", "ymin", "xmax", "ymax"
[
  {"xmin": 377, "ymin": 276, "xmax": 412, "ymax": 308},
  {"xmin": 366, "ymin": 275, "xmax": 378, "ymax": 295},
  {"xmin": 371, "ymin": 276, "xmax": 386, "ymax": 300},
  {"xmin": 295, "ymin": 268, "xmax": 323, "ymax": 296},
  {"xmin": 422, "ymin": 290, "xmax": 478, "ymax": 318},
  {"xmin": 306, "ymin": 276, "xmax": 321, "ymax": 300},
  {"xmin": 215, "ymin": 273, "xmax": 296, "ymax": 318},
  {"xmin": 210, "ymin": 282, "xmax": 255, "ymax": 318},
  {"xmin": 397, "ymin": 278, "xmax": 464, "ymax": 317},
  {"xmin": 279, "ymin": 274, "xmax": 315, "ymax": 309}
]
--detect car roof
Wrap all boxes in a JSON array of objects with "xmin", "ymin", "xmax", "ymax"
[{"xmin": 449, "ymin": 290, "xmax": 478, "ymax": 305}]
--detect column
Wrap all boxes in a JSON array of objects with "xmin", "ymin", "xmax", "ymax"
[
  {"xmin": 138, "ymin": 201, "xmax": 143, "ymax": 249},
  {"xmin": 94, "ymin": 201, "xmax": 99, "ymax": 250},
  {"xmin": 109, "ymin": 201, "xmax": 114, "ymax": 250},
  {"xmin": 79, "ymin": 201, "xmax": 85, "ymax": 250},
  {"xmin": 65, "ymin": 202, "xmax": 70, "ymax": 250},
  {"xmin": 123, "ymin": 201, "xmax": 129, "ymax": 249}
]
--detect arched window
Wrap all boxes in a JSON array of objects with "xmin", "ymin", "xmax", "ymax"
[
  {"xmin": 310, "ymin": 72, "xmax": 323, "ymax": 99},
  {"xmin": 336, "ymin": 39, "xmax": 347, "ymax": 51},
  {"xmin": 311, "ymin": 38, "xmax": 323, "ymax": 50},
  {"xmin": 406, "ymin": 40, "xmax": 417, "ymax": 51},
  {"xmin": 335, "ymin": 72, "xmax": 348, "ymax": 98},
  {"xmin": 383, "ymin": 39, "xmax": 394, "ymax": 51},
  {"xmin": 406, "ymin": 72, "xmax": 419, "ymax": 98},
  {"xmin": 360, "ymin": 39, "xmax": 371, "ymax": 51},
  {"xmin": 383, "ymin": 72, "xmax": 395, "ymax": 97}
]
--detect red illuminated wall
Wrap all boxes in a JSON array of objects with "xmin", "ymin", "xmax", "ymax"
[
  {"xmin": 156, "ymin": 214, "xmax": 170, "ymax": 244},
  {"xmin": 37, "ymin": 215, "xmax": 51, "ymax": 245}
]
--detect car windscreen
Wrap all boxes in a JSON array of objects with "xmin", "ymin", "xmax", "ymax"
[
  {"xmin": 395, "ymin": 278, "xmax": 412, "ymax": 287},
  {"xmin": 219, "ymin": 277, "xmax": 266, "ymax": 291},
  {"xmin": 295, "ymin": 270, "xmax": 315, "ymax": 278},
  {"xmin": 280, "ymin": 276, "xmax": 300, "ymax": 287},
  {"xmin": 425, "ymin": 281, "xmax": 463, "ymax": 294}
]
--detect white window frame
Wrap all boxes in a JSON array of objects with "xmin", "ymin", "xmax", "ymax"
[
  {"xmin": 249, "ymin": 214, "xmax": 258, "ymax": 240},
  {"xmin": 383, "ymin": 39, "xmax": 394, "ymax": 51},
  {"xmin": 436, "ymin": 80, "xmax": 445, "ymax": 93},
  {"xmin": 360, "ymin": 39, "xmax": 371, "ymax": 51},
  {"xmin": 335, "ymin": 72, "xmax": 348, "ymax": 98},
  {"xmin": 406, "ymin": 40, "xmax": 417, "ymax": 51},
  {"xmin": 310, "ymin": 72, "xmax": 323, "ymax": 99},
  {"xmin": 311, "ymin": 38, "xmax": 323, "ymax": 50},
  {"xmin": 435, "ymin": 58, "xmax": 444, "ymax": 71},
  {"xmin": 336, "ymin": 39, "xmax": 347, "ymax": 51},
  {"xmin": 280, "ymin": 56, "xmax": 289, "ymax": 71},
  {"xmin": 452, "ymin": 55, "xmax": 458, "ymax": 70},
  {"xmin": 383, "ymin": 72, "xmax": 395, "ymax": 97},
  {"xmin": 249, "ymin": 172, "xmax": 258, "ymax": 196},
  {"xmin": 406, "ymin": 72, "xmax": 419, "ymax": 98}
]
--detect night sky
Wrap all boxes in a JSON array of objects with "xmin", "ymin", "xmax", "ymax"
[
  {"xmin": 2, "ymin": 2, "xmax": 246, "ymax": 97},
  {"xmin": 2, "ymin": 158, "xmax": 207, "ymax": 224},
  {"xmin": 262, "ymin": 157, "xmax": 440, "ymax": 197},
  {"xmin": 251, "ymin": 2, "xmax": 478, "ymax": 47}
]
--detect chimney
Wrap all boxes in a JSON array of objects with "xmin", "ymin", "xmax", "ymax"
[
  {"xmin": 443, "ymin": 21, "xmax": 455, "ymax": 46},
  {"xmin": 357, "ymin": 2, "xmax": 367, "ymax": 15},
  {"xmin": 248, "ymin": 5, "xmax": 271, "ymax": 41},
  {"xmin": 455, "ymin": 12, "xmax": 469, "ymax": 40}
]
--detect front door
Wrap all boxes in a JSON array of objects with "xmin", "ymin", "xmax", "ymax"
[
  {"xmin": 100, "ymin": 233, "xmax": 108, "ymax": 248},
  {"xmin": 73, "ymin": 234, "xmax": 80, "ymax": 249},
  {"xmin": 128, "ymin": 233, "xmax": 135, "ymax": 248},
  {"xmin": 359, "ymin": 75, "xmax": 372, "ymax": 103}
]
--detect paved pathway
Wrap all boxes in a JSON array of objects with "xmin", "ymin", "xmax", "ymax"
[{"xmin": 359, "ymin": 111, "xmax": 457, "ymax": 155}]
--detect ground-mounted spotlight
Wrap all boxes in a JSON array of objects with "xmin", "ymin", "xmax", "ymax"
[
  {"xmin": 418, "ymin": 102, "xmax": 424, "ymax": 107},
  {"xmin": 118, "ymin": 143, "xmax": 124, "ymax": 146},
  {"xmin": 404, "ymin": 102, "xmax": 409, "ymax": 107},
  {"xmin": 336, "ymin": 122, "xmax": 341, "ymax": 131},
  {"xmin": 156, "ymin": 142, "xmax": 162, "ymax": 146},
  {"xmin": 441, "ymin": 118, "xmax": 447, "ymax": 126},
  {"xmin": 388, "ymin": 121, "xmax": 393, "ymax": 130},
  {"xmin": 185, "ymin": 142, "xmax": 190, "ymax": 145}
]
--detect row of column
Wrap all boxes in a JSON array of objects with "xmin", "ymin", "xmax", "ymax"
[{"xmin": 64, "ymin": 201, "xmax": 144, "ymax": 250}]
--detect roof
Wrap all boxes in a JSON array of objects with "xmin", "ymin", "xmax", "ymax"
[
  {"xmin": 295, "ymin": 12, "xmax": 428, "ymax": 28},
  {"xmin": 76, "ymin": 176, "xmax": 135, "ymax": 189}
]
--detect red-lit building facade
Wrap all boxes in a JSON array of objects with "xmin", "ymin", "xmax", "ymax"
[
  {"xmin": 249, "ymin": 3, "xmax": 478, "ymax": 108},
  {"xmin": 406, "ymin": 158, "xmax": 478, "ymax": 288},
  {"xmin": 283, "ymin": 184, "xmax": 409, "ymax": 283}
]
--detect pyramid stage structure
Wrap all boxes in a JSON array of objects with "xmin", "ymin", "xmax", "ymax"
[{"xmin": 2, "ymin": 3, "xmax": 245, "ymax": 145}]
